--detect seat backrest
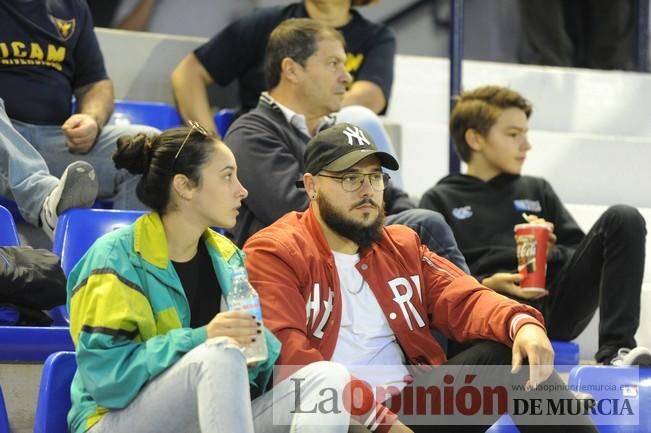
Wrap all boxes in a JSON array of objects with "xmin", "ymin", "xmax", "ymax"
[
  {"xmin": 33, "ymin": 351, "xmax": 77, "ymax": 433},
  {"xmin": 0, "ymin": 205, "xmax": 20, "ymax": 246},
  {"xmin": 550, "ymin": 340, "xmax": 580, "ymax": 372},
  {"xmin": 110, "ymin": 100, "xmax": 182, "ymax": 130},
  {"xmin": 485, "ymin": 414, "xmax": 518, "ymax": 433},
  {"xmin": 0, "ymin": 197, "xmax": 24, "ymax": 223},
  {"xmin": 52, "ymin": 209, "xmax": 145, "ymax": 276},
  {"xmin": 0, "ymin": 386, "xmax": 10, "ymax": 433},
  {"xmin": 568, "ymin": 365, "xmax": 651, "ymax": 432},
  {"xmin": 214, "ymin": 108, "xmax": 236, "ymax": 137},
  {"xmin": 50, "ymin": 209, "xmax": 144, "ymax": 325},
  {"xmin": 0, "ymin": 326, "xmax": 73, "ymax": 362}
]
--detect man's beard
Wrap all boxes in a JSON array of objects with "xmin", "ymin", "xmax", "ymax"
[{"xmin": 317, "ymin": 194, "xmax": 384, "ymax": 250}]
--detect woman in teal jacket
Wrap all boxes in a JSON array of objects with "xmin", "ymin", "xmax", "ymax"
[{"xmin": 66, "ymin": 123, "xmax": 351, "ymax": 433}]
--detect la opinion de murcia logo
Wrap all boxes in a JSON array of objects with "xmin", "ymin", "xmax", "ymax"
[{"xmin": 342, "ymin": 126, "xmax": 370, "ymax": 147}]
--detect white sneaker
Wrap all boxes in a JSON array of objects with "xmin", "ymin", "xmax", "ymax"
[
  {"xmin": 40, "ymin": 161, "xmax": 98, "ymax": 239},
  {"xmin": 572, "ymin": 390, "xmax": 595, "ymax": 401},
  {"xmin": 610, "ymin": 347, "xmax": 651, "ymax": 367}
]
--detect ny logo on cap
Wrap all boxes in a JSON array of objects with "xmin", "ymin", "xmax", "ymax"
[{"xmin": 342, "ymin": 126, "xmax": 370, "ymax": 147}]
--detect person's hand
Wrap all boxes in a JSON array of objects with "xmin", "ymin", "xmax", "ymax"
[
  {"xmin": 521, "ymin": 214, "xmax": 557, "ymax": 257},
  {"xmin": 62, "ymin": 113, "xmax": 100, "ymax": 154},
  {"xmin": 348, "ymin": 419, "xmax": 372, "ymax": 433},
  {"xmin": 387, "ymin": 420, "xmax": 414, "ymax": 433},
  {"xmin": 481, "ymin": 273, "xmax": 548, "ymax": 300},
  {"xmin": 206, "ymin": 310, "xmax": 260, "ymax": 345},
  {"xmin": 511, "ymin": 323, "xmax": 554, "ymax": 391},
  {"xmin": 348, "ymin": 417, "xmax": 413, "ymax": 433}
]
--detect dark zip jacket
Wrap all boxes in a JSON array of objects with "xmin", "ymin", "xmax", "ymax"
[{"xmin": 419, "ymin": 173, "xmax": 585, "ymax": 282}]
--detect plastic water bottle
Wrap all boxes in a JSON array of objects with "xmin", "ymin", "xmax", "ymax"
[{"xmin": 227, "ymin": 269, "xmax": 268, "ymax": 365}]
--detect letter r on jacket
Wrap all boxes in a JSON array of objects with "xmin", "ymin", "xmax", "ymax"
[{"xmin": 388, "ymin": 276, "xmax": 426, "ymax": 330}]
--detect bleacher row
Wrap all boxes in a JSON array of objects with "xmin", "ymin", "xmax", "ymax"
[
  {"xmin": 1, "ymin": 204, "xmax": 650, "ymax": 431},
  {"xmin": 107, "ymin": 99, "xmax": 236, "ymax": 136}
]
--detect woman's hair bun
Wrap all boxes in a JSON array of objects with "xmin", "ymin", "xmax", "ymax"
[{"xmin": 113, "ymin": 133, "xmax": 156, "ymax": 175}]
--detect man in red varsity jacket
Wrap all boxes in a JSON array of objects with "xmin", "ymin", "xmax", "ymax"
[{"xmin": 244, "ymin": 123, "xmax": 597, "ymax": 433}]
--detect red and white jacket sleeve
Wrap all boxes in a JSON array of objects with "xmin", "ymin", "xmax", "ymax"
[{"xmin": 419, "ymin": 243, "xmax": 545, "ymax": 345}]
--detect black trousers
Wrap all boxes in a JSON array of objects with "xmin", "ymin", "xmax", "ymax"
[
  {"xmin": 518, "ymin": 0, "xmax": 635, "ymax": 70},
  {"xmin": 400, "ymin": 341, "xmax": 598, "ymax": 433},
  {"xmin": 545, "ymin": 205, "xmax": 645, "ymax": 362}
]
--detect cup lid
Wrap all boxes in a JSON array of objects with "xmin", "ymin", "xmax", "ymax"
[{"xmin": 513, "ymin": 223, "xmax": 549, "ymax": 232}]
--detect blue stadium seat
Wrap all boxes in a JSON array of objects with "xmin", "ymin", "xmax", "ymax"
[
  {"xmin": 568, "ymin": 365, "xmax": 651, "ymax": 432},
  {"xmin": 49, "ymin": 208, "xmax": 145, "ymax": 325},
  {"xmin": 0, "ymin": 326, "xmax": 73, "ymax": 362},
  {"xmin": 0, "ymin": 207, "xmax": 74, "ymax": 362},
  {"xmin": 53, "ymin": 208, "xmax": 145, "ymax": 276},
  {"xmin": 0, "ymin": 198, "xmax": 23, "ymax": 224},
  {"xmin": 47, "ymin": 306, "xmax": 70, "ymax": 328},
  {"xmin": 486, "ymin": 414, "xmax": 519, "ymax": 433},
  {"xmin": 214, "ymin": 108, "xmax": 236, "ymax": 137},
  {"xmin": 110, "ymin": 100, "xmax": 182, "ymax": 130},
  {"xmin": 0, "ymin": 205, "xmax": 19, "ymax": 246},
  {"xmin": 33, "ymin": 351, "xmax": 76, "ymax": 433},
  {"xmin": 551, "ymin": 340, "xmax": 580, "ymax": 372},
  {"xmin": 0, "ymin": 386, "xmax": 9, "ymax": 433}
]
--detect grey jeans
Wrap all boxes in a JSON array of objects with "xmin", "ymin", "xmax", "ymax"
[
  {"xmin": 0, "ymin": 97, "xmax": 157, "ymax": 224},
  {"xmin": 386, "ymin": 209, "xmax": 470, "ymax": 273},
  {"xmin": 87, "ymin": 339, "xmax": 351, "ymax": 433}
]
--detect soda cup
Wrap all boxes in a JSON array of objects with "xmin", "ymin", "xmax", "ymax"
[{"xmin": 514, "ymin": 223, "xmax": 550, "ymax": 293}]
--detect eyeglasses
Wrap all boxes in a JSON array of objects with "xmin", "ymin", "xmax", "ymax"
[
  {"xmin": 317, "ymin": 172, "xmax": 390, "ymax": 192},
  {"xmin": 173, "ymin": 120, "xmax": 210, "ymax": 169}
]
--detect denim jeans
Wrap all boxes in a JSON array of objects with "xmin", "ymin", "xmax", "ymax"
[
  {"xmin": 386, "ymin": 208, "xmax": 470, "ymax": 273},
  {"xmin": 0, "ymin": 98, "xmax": 157, "ymax": 224},
  {"xmin": 0, "ymin": 98, "xmax": 58, "ymax": 225},
  {"xmin": 87, "ymin": 339, "xmax": 351, "ymax": 433}
]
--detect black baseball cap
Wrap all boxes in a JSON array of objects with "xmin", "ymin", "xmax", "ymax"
[{"xmin": 296, "ymin": 123, "xmax": 399, "ymax": 188}]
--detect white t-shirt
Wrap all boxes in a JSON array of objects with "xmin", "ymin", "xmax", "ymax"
[{"xmin": 330, "ymin": 251, "xmax": 408, "ymax": 392}]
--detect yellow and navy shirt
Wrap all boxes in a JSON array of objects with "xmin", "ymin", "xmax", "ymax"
[{"xmin": 0, "ymin": 0, "xmax": 107, "ymax": 124}]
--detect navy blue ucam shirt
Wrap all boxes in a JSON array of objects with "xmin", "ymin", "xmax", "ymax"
[
  {"xmin": 194, "ymin": 1, "xmax": 396, "ymax": 113},
  {"xmin": 0, "ymin": 0, "xmax": 108, "ymax": 125}
]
